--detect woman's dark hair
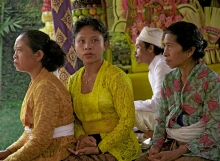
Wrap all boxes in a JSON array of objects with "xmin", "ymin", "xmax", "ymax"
[
  {"xmin": 143, "ymin": 42, "xmax": 164, "ymax": 55},
  {"xmin": 72, "ymin": 16, "xmax": 108, "ymax": 44},
  {"xmin": 21, "ymin": 30, "xmax": 66, "ymax": 72},
  {"xmin": 164, "ymin": 21, "xmax": 207, "ymax": 62}
]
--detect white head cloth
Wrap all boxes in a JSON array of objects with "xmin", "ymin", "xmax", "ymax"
[{"xmin": 136, "ymin": 26, "xmax": 164, "ymax": 48}]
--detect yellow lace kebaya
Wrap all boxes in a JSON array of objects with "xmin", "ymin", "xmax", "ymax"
[
  {"xmin": 68, "ymin": 60, "xmax": 141, "ymax": 161},
  {"xmin": 6, "ymin": 68, "xmax": 76, "ymax": 161}
]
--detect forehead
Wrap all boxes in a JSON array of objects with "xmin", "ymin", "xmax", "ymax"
[
  {"xmin": 135, "ymin": 39, "xmax": 145, "ymax": 46},
  {"xmin": 164, "ymin": 33, "xmax": 177, "ymax": 43},
  {"xmin": 15, "ymin": 35, "xmax": 27, "ymax": 47},
  {"xmin": 76, "ymin": 26, "xmax": 102, "ymax": 38}
]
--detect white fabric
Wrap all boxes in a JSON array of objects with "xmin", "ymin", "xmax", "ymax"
[
  {"xmin": 135, "ymin": 110, "xmax": 157, "ymax": 132},
  {"xmin": 134, "ymin": 55, "xmax": 172, "ymax": 112},
  {"xmin": 25, "ymin": 123, "xmax": 74, "ymax": 139},
  {"xmin": 136, "ymin": 26, "xmax": 164, "ymax": 48},
  {"xmin": 166, "ymin": 119, "xmax": 205, "ymax": 142},
  {"xmin": 53, "ymin": 123, "xmax": 74, "ymax": 138}
]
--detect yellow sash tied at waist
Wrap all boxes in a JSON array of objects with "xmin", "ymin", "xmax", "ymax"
[{"xmin": 82, "ymin": 117, "xmax": 119, "ymax": 135}]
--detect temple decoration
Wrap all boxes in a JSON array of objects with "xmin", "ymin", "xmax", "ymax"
[
  {"xmin": 122, "ymin": 0, "xmax": 188, "ymax": 44},
  {"xmin": 71, "ymin": 0, "xmax": 108, "ymax": 27},
  {"xmin": 51, "ymin": 0, "xmax": 78, "ymax": 86},
  {"xmin": 40, "ymin": 0, "xmax": 55, "ymax": 40},
  {"xmin": 177, "ymin": 0, "xmax": 220, "ymax": 64},
  {"xmin": 117, "ymin": 0, "xmax": 220, "ymax": 66}
]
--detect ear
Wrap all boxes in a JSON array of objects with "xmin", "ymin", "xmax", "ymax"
[
  {"xmin": 104, "ymin": 41, "xmax": 109, "ymax": 51},
  {"xmin": 35, "ymin": 50, "xmax": 44, "ymax": 62},
  {"xmin": 187, "ymin": 46, "xmax": 196, "ymax": 58},
  {"xmin": 148, "ymin": 44, "xmax": 154, "ymax": 52}
]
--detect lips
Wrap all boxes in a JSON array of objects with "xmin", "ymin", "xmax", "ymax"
[
  {"xmin": 85, "ymin": 52, "xmax": 92, "ymax": 55},
  {"xmin": 84, "ymin": 53, "xmax": 93, "ymax": 57},
  {"xmin": 165, "ymin": 59, "xmax": 170, "ymax": 63},
  {"xmin": 13, "ymin": 60, "xmax": 18, "ymax": 65}
]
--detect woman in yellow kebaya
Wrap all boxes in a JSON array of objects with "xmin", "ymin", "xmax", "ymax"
[{"xmin": 65, "ymin": 16, "xmax": 141, "ymax": 161}]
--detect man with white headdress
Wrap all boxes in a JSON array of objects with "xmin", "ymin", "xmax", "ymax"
[{"xmin": 134, "ymin": 27, "xmax": 172, "ymax": 138}]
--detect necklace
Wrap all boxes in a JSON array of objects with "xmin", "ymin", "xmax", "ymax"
[{"xmin": 85, "ymin": 73, "xmax": 97, "ymax": 84}]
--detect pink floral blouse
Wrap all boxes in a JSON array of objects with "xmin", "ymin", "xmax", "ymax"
[{"xmin": 152, "ymin": 62, "xmax": 220, "ymax": 160}]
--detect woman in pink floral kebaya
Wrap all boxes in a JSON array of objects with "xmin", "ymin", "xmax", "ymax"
[{"xmin": 136, "ymin": 21, "xmax": 220, "ymax": 161}]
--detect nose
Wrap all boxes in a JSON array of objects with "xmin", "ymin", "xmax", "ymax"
[
  {"xmin": 163, "ymin": 48, "xmax": 168, "ymax": 57},
  {"xmin": 84, "ymin": 42, "xmax": 92, "ymax": 50},
  {"xmin": 134, "ymin": 49, "xmax": 137, "ymax": 55},
  {"xmin": 13, "ymin": 53, "xmax": 17, "ymax": 59}
]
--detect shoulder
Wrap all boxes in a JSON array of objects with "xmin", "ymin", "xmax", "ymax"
[
  {"xmin": 198, "ymin": 64, "xmax": 219, "ymax": 80},
  {"xmin": 44, "ymin": 73, "xmax": 65, "ymax": 88},
  {"xmin": 34, "ymin": 72, "xmax": 69, "ymax": 98},
  {"xmin": 103, "ymin": 60, "xmax": 127, "ymax": 78},
  {"xmin": 101, "ymin": 61, "xmax": 131, "ymax": 85},
  {"xmin": 163, "ymin": 68, "xmax": 178, "ymax": 80},
  {"xmin": 69, "ymin": 67, "xmax": 84, "ymax": 82}
]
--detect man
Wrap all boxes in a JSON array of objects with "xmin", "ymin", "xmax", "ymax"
[{"xmin": 134, "ymin": 27, "xmax": 172, "ymax": 138}]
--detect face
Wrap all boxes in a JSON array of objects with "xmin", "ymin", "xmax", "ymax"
[
  {"xmin": 163, "ymin": 33, "xmax": 189, "ymax": 69},
  {"xmin": 74, "ymin": 26, "xmax": 107, "ymax": 65},
  {"xmin": 13, "ymin": 35, "xmax": 38, "ymax": 73},
  {"xmin": 135, "ymin": 39, "xmax": 154, "ymax": 65}
]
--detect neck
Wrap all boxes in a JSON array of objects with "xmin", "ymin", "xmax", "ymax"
[
  {"xmin": 179, "ymin": 59, "xmax": 197, "ymax": 83},
  {"xmin": 145, "ymin": 54, "xmax": 155, "ymax": 65},
  {"xmin": 84, "ymin": 59, "xmax": 103, "ymax": 76},
  {"xmin": 29, "ymin": 65, "xmax": 43, "ymax": 80}
]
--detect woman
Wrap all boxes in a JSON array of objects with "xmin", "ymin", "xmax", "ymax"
[
  {"xmin": 0, "ymin": 30, "xmax": 76, "ymax": 161},
  {"xmin": 66, "ymin": 17, "xmax": 141, "ymax": 161},
  {"xmin": 136, "ymin": 21, "xmax": 220, "ymax": 161}
]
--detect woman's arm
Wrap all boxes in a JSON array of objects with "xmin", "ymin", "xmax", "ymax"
[
  {"xmin": 149, "ymin": 143, "xmax": 190, "ymax": 161},
  {"xmin": 97, "ymin": 71, "xmax": 136, "ymax": 153},
  {"xmin": 151, "ymin": 80, "xmax": 169, "ymax": 149},
  {"xmin": 0, "ymin": 150, "xmax": 11, "ymax": 160},
  {"xmin": 186, "ymin": 75, "xmax": 220, "ymax": 160},
  {"xmin": 74, "ymin": 115, "xmax": 86, "ymax": 140},
  {"xmin": 4, "ymin": 83, "xmax": 61, "ymax": 161},
  {"xmin": 67, "ymin": 74, "xmax": 86, "ymax": 139},
  {"xmin": 6, "ymin": 129, "xmax": 28, "ymax": 155}
]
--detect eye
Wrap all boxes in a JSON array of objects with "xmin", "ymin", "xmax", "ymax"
[
  {"xmin": 14, "ymin": 48, "xmax": 20, "ymax": 52},
  {"xmin": 78, "ymin": 40, "xmax": 84, "ymax": 43},
  {"xmin": 164, "ymin": 44, "xmax": 171, "ymax": 48},
  {"xmin": 92, "ymin": 39, "xmax": 98, "ymax": 43}
]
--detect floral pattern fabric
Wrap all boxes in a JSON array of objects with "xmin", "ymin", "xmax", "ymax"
[
  {"xmin": 6, "ymin": 68, "xmax": 76, "ymax": 161},
  {"xmin": 151, "ymin": 63, "xmax": 220, "ymax": 160},
  {"xmin": 68, "ymin": 60, "xmax": 141, "ymax": 161}
]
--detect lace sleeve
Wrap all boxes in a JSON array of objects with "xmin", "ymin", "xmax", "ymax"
[
  {"xmin": 6, "ymin": 131, "xmax": 28, "ymax": 154},
  {"xmin": 74, "ymin": 114, "xmax": 85, "ymax": 139},
  {"xmin": 98, "ymin": 72, "xmax": 136, "ymax": 152},
  {"xmin": 5, "ymin": 83, "xmax": 60, "ymax": 161}
]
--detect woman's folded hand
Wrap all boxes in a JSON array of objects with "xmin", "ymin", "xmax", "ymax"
[{"xmin": 68, "ymin": 146, "xmax": 99, "ymax": 155}]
